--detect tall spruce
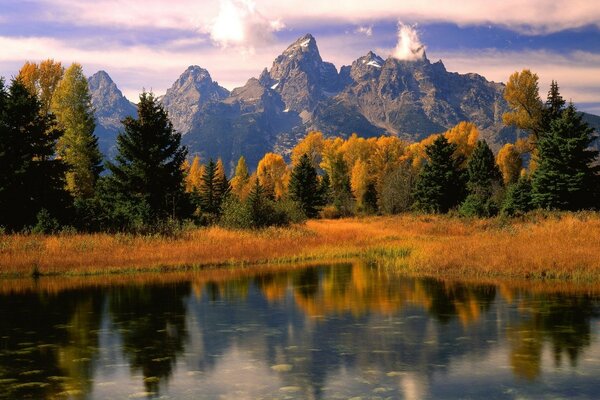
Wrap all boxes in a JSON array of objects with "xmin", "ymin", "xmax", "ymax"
[
  {"xmin": 414, "ymin": 135, "xmax": 466, "ymax": 213},
  {"xmin": 288, "ymin": 153, "xmax": 322, "ymax": 218},
  {"xmin": 51, "ymin": 63, "xmax": 103, "ymax": 199},
  {"xmin": 502, "ymin": 177, "xmax": 533, "ymax": 216},
  {"xmin": 107, "ymin": 92, "xmax": 188, "ymax": 223},
  {"xmin": 531, "ymin": 103, "xmax": 599, "ymax": 210},
  {"xmin": 0, "ymin": 78, "xmax": 69, "ymax": 229},
  {"xmin": 197, "ymin": 159, "xmax": 229, "ymax": 216},
  {"xmin": 460, "ymin": 140, "xmax": 503, "ymax": 217},
  {"xmin": 544, "ymin": 80, "xmax": 566, "ymax": 125}
]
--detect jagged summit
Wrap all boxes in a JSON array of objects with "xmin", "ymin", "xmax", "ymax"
[{"xmin": 161, "ymin": 65, "xmax": 229, "ymax": 134}]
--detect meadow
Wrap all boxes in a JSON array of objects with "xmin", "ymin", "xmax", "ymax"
[{"xmin": 1, "ymin": 212, "xmax": 600, "ymax": 281}]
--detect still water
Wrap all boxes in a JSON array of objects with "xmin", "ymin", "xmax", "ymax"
[{"xmin": 1, "ymin": 263, "xmax": 600, "ymax": 399}]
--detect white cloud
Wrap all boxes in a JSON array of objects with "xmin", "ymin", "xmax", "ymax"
[
  {"xmin": 392, "ymin": 23, "xmax": 425, "ymax": 61},
  {"xmin": 207, "ymin": 0, "xmax": 284, "ymax": 50},
  {"xmin": 355, "ymin": 25, "xmax": 373, "ymax": 37},
  {"xmin": 32, "ymin": 0, "xmax": 600, "ymax": 35}
]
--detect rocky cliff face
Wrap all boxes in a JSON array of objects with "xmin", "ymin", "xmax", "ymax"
[
  {"xmin": 161, "ymin": 66, "xmax": 229, "ymax": 134},
  {"xmin": 88, "ymin": 71, "xmax": 137, "ymax": 158}
]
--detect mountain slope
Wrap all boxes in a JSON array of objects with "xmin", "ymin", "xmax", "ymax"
[{"xmin": 88, "ymin": 71, "xmax": 136, "ymax": 158}]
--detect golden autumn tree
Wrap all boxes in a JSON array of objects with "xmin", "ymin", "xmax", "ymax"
[
  {"xmin": 51, "ymin": 63, "xmax": 102, "ymax": 199},
  {"xmin": 291, "ymin": 131, "xmax": 324, "ymax": 169},
  {"xmin": 496, "ymin": 144, "xmax": 522, "ymax": 185},
  {"xmin": 230, "ymin": 156, "xmax": 250, "ymax": 198},
  {"xmin": 444, "ymin": 121, "xmax": 479, "ymax": 164},
  {"xmin": 340, "ymin": 134, "xmax": 377, "ymax": 169},
  {"xmin": 18, "ymin": 59, "xmax": 64, "ymax": 114},
  {"xmin": 257, "ymin": 152, "xmax": 288, "ymax": 199},
  {"xmin": 503, "ymin": 69, "xmax": 544, "ymax": 138},
  {"xmin": 372, "ymin": 136, "xmax": 406, "ymax": 184},
  {"xmin": 185, "ymin": 155, "xmax": 204, "ymax": 193},
  {"xmin": 350, "ymin": 159, "xmax": 370, "ymax": 209}
]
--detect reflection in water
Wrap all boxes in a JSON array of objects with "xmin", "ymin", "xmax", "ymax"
[{"xmin": 0, "ymin": 263, "xmax": 599, "ymax": 399}]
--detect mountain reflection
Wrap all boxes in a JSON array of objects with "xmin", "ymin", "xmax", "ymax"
[{"xmin": 1, "ymin": 263, "xmax": 600, "ymax": 399}]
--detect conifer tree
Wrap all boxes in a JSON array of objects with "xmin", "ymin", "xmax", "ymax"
[
  {"xmin": 501, "ymin": 177, "xmax": 533, "ymax": 216},
  {"xmin": 413, "ymin": 135, "xmax": 466, "ymax": 213},
  {"xmin": 107, "ymin": 92, "xmax": 188, "ymax": 223},
  {"xmin": 459, "ymin": 140, "xmax": 503, "ymax": 217},
  {"xmin": 544, "ymin": 80, "xmax": 566, "ymax": 125},
  {"xmin": 0, "ymin": 78, "xmax": 69, "ymax": 229},
  {"xmin": 531, "ymin": 104, "xmax": 599, "ymax": 210},
  {"xmin": 185, "ymin": 155, "xmax": 204, "ymax": 193},
  {"xmin": 215, "ymin": 158, "xmax": 231, "ymax": 203},
  {"xmin": 51, "ymin": 63, "xmax": 103, "ymax": 199},
  {"xmin": 198, "ymin": 159, "xmax": 218, "ymax": 215},
  {"xmin": 288, "ymin": 153, "xmax": 322, "ymax": 218}
]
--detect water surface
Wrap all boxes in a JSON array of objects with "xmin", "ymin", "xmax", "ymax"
[{"xmin": 1, "ymin": 263, "xmax": 599, "ymax": 399}]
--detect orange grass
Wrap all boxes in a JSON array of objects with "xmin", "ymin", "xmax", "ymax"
[{"xmin": 1, "ymin": 212, "xmax": 600, "ymax": 280}]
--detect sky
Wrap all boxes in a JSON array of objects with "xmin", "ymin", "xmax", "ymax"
[{"xmin": 1, "ymin": 0, "xmax": 600, "ymax": 115}]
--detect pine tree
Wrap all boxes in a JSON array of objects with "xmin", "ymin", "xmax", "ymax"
[
  {"xmin": 544, "ymin": 80, "xmax": 566, "ymax": 125},
  {"xmin": 531, "ymin": 104, "xmax": 599, "ymax": 210},
  {"xmin": 51, "ymin": 63, "xmax": 103, "ymax": 199},
  {"xmin": 460, "ymin": 140, "xmax": 503, "ymax": 217},
  {"xmin": 288, "ymin": 153, "xmax": 322, "ymax": 218},
  {"xmin": 413, "ymin": 135, "xmax": 466, "ymax": 213},
  {"xmin": 0, "ymin": 78, "xmax": 69, "ymax": 230},
  {"xmin": 247, "ymin": 177, "xmax": 270, "ymax": 228},
  {"xmin": 106, "ymin": 92, "xmax": 188, "ymax": 224},
  {"xmin": 501, "ymin": 177, "xmax": 533, "ymax": 216},
  {"xmin": 214, "ymin": 158, "xmax": 231, "ymax": 204},
  {"xmin": 198, "ymin": 159, "xmax": 218, "ymax": 215}
]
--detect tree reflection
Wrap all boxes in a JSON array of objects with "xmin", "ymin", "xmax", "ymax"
[
  {"xmin": 0, "ymin": 289, "xmax": 103, "ymax": 399},
  {"xmin": 108, "ymin": 283, "xmax": 190, "ymax": 394}
]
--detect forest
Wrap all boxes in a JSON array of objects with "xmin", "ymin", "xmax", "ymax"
[{"xmin": 0, "ymin": 61, "xmax": 598, "ymax": 234}]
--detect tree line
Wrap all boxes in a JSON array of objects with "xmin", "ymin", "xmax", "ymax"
[{"xmin": 0, "ymin": 61, "xmax": 598, "ymax": 233}]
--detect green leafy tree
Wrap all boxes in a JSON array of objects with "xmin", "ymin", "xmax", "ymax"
[
  {"xmin": 51, "ymin": 63, "xmax": 103, "ymax": 199},
  {"xmin": 0, "ymin": 78, "xmax": 69, "ymax": 230},
  {"xmin": 288, "ymin": 153, "xmax": 322, "ymax": 218},
  {"xmin": 531, "ymin": 104, "xmax": 599, "ymax": 210},
  {"xmin": 106, "ymin": 92, "xmax": 188, "ymax": 225},
  {"xmin": 413, "ymin": 135, "xmax": 466, "ymax": 213}
]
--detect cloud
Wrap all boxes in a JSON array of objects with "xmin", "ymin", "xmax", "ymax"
[
  {"xmin": 355, "ymin": 25, "xmax": 373, "ymax": 37},
  {"xmin": 392, "ymin": 23, "xmax": 425, "ymax": 61},
  {"xmin": 208, "ymin": 0, "xmax": 284, "ymax": 50},
  {"xmin": 29, "ymin": 0, "xmax": 600, "ymax": 35}
]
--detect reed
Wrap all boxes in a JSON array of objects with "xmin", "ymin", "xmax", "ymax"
[{"xmin": 0, "ymin": 212, "xmax": 599, "ymax": 281}]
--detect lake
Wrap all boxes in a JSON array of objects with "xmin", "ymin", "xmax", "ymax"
[{"xmin": 1, "ymin": 262, "xmax": 599, "ymax": 399}]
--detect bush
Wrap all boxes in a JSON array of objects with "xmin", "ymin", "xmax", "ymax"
[
  {"xmin": 502, "ymin": 178, "xmax": 533, "ymax": 216},
  {"xmin": 459, "ymin": 193, "xmax": 498, "ymax": 218},
  {"xmin": 219, "ymin": 196, "xmax": 306, "ymax": 229},
  {"xmin": 31, "ymin": 209, "xmax": 61, "ymax": 234}
]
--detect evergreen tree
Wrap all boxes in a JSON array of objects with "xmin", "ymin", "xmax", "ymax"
[
  {"xmin": 460, "ymin": 140, "xmax": 503, "ymax": 217},
  {"xmin": 214, "ymin": 158, "xmax": 231, "ymax": 205},
  {"xmin": 413, "ymin": 135, "xmax": 466, "ymax": 213},
  {"xmin": 501, "ymin": 177, "xmax": 533, "ymax": 216},
  {"xmin": 544, "ymin": 80, "xmax": 566, "ymax": 125},
  {"xmin": 198, "ymin": 159, "xmax": 218, "ymax": 215},
  {"xmin": 51, "ymin": 63, "xmax": 103, "ymax": 199},
  {"xmin": 106, "ymin": 92, "xmax": 188, "ymax": 224},
  {"xmin": 247, "ymin": 177, "xmax": 270, "ymax": 228},
  {"xmin": 318, "ymin": 172, "xmax": 332, "ymax": 205},
  {"xmin": 288, "ymin": 153, "xmax": 322, "ymax": 218},
  {"xmin": 0, "ymin": 78, "xmax": 69, "ymax": 230},
  {"xmin": 531, "ymin": 104, "xmax": 599, "ymax": 210}
]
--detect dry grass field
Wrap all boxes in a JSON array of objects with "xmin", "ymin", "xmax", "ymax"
[{"xmin": 1, "ymin": 212, "xmax": 600, "ymax": 281}]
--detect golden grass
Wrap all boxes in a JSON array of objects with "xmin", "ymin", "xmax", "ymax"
[{"xmin": 1, "ymin": 212, "xmax": 600, "ymax": 281}]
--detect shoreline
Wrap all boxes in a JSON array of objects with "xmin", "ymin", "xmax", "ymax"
[{"xmin": 1, "ymin": 213, "xmax": 600, "ymax": 282}]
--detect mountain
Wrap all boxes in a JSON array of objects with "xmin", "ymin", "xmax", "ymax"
[
  {"xmin": 89, "ymin": 34, "xmax": 600, "ymax": 171},
  {"xmin": 161, "ymin": 66, "xmax": 229, "ymax": 134},
  {"xmin": 88, "ymin": 71, "xmax": 136, "ymax": 158}
]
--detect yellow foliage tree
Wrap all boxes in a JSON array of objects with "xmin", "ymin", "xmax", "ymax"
[
  {"xmin": 291, "ymin": 131, "xmax": 324, "ymax": 169},
  {"xmin": 18, "ymin": 59, "xmax": 64, "ymax": 114},
  {"xmin": 350, "ymin": 159, "xmax": 370, "ymax": 208},
  {"xmin": 496, "ymin": 144, "xmax": 522, "ymax": 185},
  {"xmin": 257, "ymin": 152, "xmax": 288, "ymax": 199},
  {"xmin": 443, "ymin": 121, "xmax": 479, "ymax": 163},
  {"xmin": 372, "ymin": 136, "xmax": 406, "ymax": 184},
  {"xmin": 340, "ymin": 134, "xmax": 377, "ymax": 168},
  {"xmin": 231, "ymin": 156, "xmax": 250, "ymax": 198},
  {"xmin": 503, "ymin": 69, "xmax": 544, "ymax": 137},
  {"xmin": 185, "ymin": 155, "xmax": 204, "ymax": 193}
]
